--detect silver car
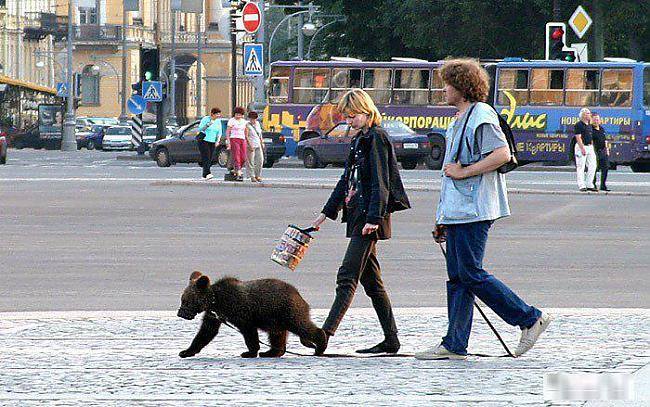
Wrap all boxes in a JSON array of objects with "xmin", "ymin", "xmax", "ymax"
[{"xmin": 102, "ymin": 126, "xmax": 133, "ymax": 150}]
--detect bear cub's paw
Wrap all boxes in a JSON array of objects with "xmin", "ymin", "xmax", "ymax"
[
  {"xmin": 240, "ymin": 351, "xmax": 258, "ymax": 358},
  {"xmin": 259, "ymin": 349, "xmax": 286, "ymax": 358}
]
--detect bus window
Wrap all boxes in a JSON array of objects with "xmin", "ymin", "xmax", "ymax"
[
  {"xmin": 363, "ymin": 69, "xmax": 392, "ymax": 104},
  {"xmin": 393, "ymin": 69, "xmax": 429, "ymax": 105},
  {"xmin": 644, "ymin": 67, "xmax": 650, "ymax": 106},
  {"xmin": 330, "ymin": 68, "xmax": 362, "ymax": 102},
  {"xmin": 601, "ymin": 69, "xmax": 633, "ymax": 107},
  {"xmin": 530, "ymin": 68, "xmax": 564, "ymax": 105},
  {"xmin": 497, "ymin": 69, "xmax": 529, "ymax": 105},
  {"xmin": 293, "ymin": 68, "xmax": 331, "ymax": 104},
  {"xmin": 269, "ymin": 66, "xmax": 290, "ymax": 103},
  {"xmin": 430, "ymin": 69, "xmax": 445, "ymax": 105},
  {"xmin": 566, "ymin": 69, "xmax": 600, "ymax": 106}
]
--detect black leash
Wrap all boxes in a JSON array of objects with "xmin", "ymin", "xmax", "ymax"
[{"xmin": 437, "ymin": 242, "xmax": 516, "ymax": 358}]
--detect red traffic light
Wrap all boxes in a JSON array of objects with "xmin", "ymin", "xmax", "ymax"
[{"xmin": 551, "ymin": 27, "xmax": 564, "ymax": 40}]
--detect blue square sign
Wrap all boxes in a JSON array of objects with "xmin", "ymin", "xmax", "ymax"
[
  {"xmin": 243, "ymin": 43, "xmax": 264, "ymax": 76},
  {"xmin": 142, "ymin": 81, "xmax": 163, "ymax": 102}
]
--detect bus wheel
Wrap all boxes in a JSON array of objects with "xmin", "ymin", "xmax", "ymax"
[
  {"xmin": 401, "ymin": 160, "xmax": 418, "ymax": 170},
  {"xmin": 303, "ymin": 149, "xmax": 321, "ymax": 169},
  {"xmin": 631, "ymin": 162, "xmax": 650, "ymax": 173}
]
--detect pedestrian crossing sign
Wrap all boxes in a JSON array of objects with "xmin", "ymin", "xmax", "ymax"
[
  {"xmin": 143, "ymin": 81, "xmax": 163, "ymax": 102},
  {"xmin": 243, "ymin": 43, "xmax": 264, "ymax": 76},
  {"xmin": 56, "ymin": 82, "xmax": 69, "ymax": 98}
]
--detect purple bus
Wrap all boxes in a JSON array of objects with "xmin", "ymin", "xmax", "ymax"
[{"xmin": 263, "ymin": 58, "xmax": 650, "ymax": 172}]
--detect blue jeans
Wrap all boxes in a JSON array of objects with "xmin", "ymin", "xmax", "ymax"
[{"xmin": 441, "ymin": 221, "xmax": 541, "ymax": 355}]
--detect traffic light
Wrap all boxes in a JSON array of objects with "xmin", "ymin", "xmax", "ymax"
[
  {"xmin": 140, "ymin": 46, "xmax": 160, "ymax": 82},
  {"xmin": 561, "ymin": 48, "xmax": 577, "ymax": 62},
  {"xmin": 546, "ymin": 23, "xmax": 566, "ymax": 60}
]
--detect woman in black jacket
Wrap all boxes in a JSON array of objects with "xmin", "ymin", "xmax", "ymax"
[{"xmin": 311, "ymin": 89, "xmax": 410, "ymax": 354}]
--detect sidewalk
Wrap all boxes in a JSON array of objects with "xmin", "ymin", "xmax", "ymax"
[{"xmin": 1, "ymin": 308, "xmax": 649, "ymax": 406}]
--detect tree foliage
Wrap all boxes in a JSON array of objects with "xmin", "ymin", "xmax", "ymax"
[{"xmin": 299, "ymin": 0, "xmax": 649, "ymax": 62}]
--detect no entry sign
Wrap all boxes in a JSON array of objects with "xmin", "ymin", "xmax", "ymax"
[{"xmin": 242, "ymin": 2, "xmax": 261, "ymax": 34}]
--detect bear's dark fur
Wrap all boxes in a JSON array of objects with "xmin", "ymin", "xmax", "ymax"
[{"xmin": 177, "ymin": 271, "xmax": 328, "ymax": 358}]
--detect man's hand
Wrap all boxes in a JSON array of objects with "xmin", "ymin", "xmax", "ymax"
[
  {"xmin": 432, "ymin": 224, "xmax": 447, "ymax": 243},
  {"xmin": 443, "ymin": 162, "xmax": 468, "ymax": 180},
  {"xmin": 362, "ymin": 223, "xmax": 379, "ymax": 235}
]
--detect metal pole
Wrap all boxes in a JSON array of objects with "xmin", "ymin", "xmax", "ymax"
[
  {"xmin": 61, "ymin": 0, "xmax": 77, "ymax": 151},
  {"xmin": 168, "ymin": 9, "xmax": 178, "ymax": 125},
  {"xmin": 119, "ymin": 4, "xmax": 128, "ymax": 123},
  {"xmin": 267, "ymin": 10, "xmax": 311, "ymax": 65},
  {"xmin": 254, "ymin": 0, "xmax": 265, "ymax": 103},
  {"xmin": 297, "ymin": 1, "xmax": 303, "ymax": 60},
  {"xmin": 196, "ymin": 13, "xmax": 202, "ymax": 119},
  {"xmin": 306, "ymin": 18, "xmax": 343, "ymax": 60},
  {"xmin": 230, "ymin": 3, "xmax": 237, "ymax": 113}
]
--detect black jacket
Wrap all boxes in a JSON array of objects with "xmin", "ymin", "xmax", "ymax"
[{"xmin": 321, "ymin": 125, "xmax": 410, "ymax": 239}]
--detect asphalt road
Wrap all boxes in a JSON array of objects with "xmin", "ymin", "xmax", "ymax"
[{"xmin": 1, "ymin": 149, "xmax": 649, "ymax": 311}]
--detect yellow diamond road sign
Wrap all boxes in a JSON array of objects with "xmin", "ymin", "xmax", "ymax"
[{"xmin": 569, "ymin": 5, "xmax": 592, "ymax": 39}]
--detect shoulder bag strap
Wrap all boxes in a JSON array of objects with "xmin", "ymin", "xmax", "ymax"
[{"xmin": 453, "ymin": 104, "xmax": 477, "ymax": 163}]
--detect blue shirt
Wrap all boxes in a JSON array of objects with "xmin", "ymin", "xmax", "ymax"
[
  {"xmin": 436, "ymin": 102, "xmax": 511, "ymax": 225},
  {"xmin": 199, "ymin": 116, "xmax": 222, "ymax": 143}
]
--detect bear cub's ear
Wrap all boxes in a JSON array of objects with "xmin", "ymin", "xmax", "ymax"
[
  {"xmin": 196, "ymin": 275, "xmax": 211, "ymax": 289},
  {"xmin": 189, "ymin": 271, "xmax": 202, "ymax": 281}
]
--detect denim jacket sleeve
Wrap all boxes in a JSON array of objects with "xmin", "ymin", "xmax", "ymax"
[
  {"xmin": 367, "ymin": 131, "xmax": 390, "ymax": 224},
  {"xmin": 321, "ymin": 146, "xmax": 355, "ymax": 220}
]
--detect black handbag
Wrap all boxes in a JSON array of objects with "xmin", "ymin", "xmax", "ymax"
[{"xmin": 196, "ymin": 132, "xmax": 206, "ymax": 141}]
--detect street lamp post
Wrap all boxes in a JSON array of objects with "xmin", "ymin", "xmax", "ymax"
[
  {"xmin": 61, "ymin": 0, "xmax": 77, "ymax": 151},
  {"xmin": 119, "ymin": 4, "xmax": 129, "ymax": 124},
  {"xmin": 305, "ymin": 17, "xmax": 347, "ymax": 60},
  {"xmin": 267, "ymin": 5, "xmax": 317, "ymax": 65},
  {"xmin": 168, "ymin": 8, "xmax": 178, "ymax": 126}
]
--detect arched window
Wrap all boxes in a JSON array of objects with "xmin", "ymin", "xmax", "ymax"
[{"xmin": 81, "ymin": 65, "xmax": 100, "ymax": 105}]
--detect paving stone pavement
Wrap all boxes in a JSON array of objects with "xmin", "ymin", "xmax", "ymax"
[{"xmin": 1, "ymin": 308, "xmax": 649, "ymax": 406}]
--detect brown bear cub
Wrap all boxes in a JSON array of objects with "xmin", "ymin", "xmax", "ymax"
[{"xmin": 177, "ymin": 272, "xmax": 328, "ymax": 358}]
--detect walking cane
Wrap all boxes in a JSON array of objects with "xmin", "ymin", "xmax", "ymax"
[{"xmin": 435, "ymin": 239, "xmax": 515, "ymax": 358}]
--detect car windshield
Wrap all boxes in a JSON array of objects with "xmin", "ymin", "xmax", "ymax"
[
  {"xmin": 145, "ymin": 127, "xmax": 157, "ymax": 136},
  {"xmin": 91, "ymin": 125, "xmax": 103, "ymax": 132},
  {"xmin": 106, "ymin": 127, "xmax": 131, "ymax": 135},
  {"xmin": 382, "ymin": 120, "xmax": 415, "ymax": 134},
  {"xmin": 90, "ymin": 118, "xmax": 119, "ymax": 126}
]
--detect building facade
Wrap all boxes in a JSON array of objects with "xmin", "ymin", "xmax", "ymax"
[{"xmin": 1, "ymin": 0, "xmax": 255, "ymax": 127}]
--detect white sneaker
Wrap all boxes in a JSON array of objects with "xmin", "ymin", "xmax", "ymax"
[
  {"xmin": 515, "ymin": 312, "xmax": 553, "ymax": 356},
  {"xmin": 205, "ymin": 174, "xmax": 214, "ymax": 180},
  {"xmin": 415, "ymin": 344, "xmax": 467, "ymax": 360}
]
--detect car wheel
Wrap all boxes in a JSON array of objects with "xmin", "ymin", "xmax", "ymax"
[
  {"xmin": 303, "ymin": 149, "xmax": 321, "ymax": 169},
  {"xmin": 155, "ymin": 148, "xmax": 171, "ymax": 167},
  {"xmin": 631, "ymin": 162, "xmax": 650, "ymax": 173},
  {"xmin": 217, "ymin": 147, "xmax": 229, "ymax": 168},
  {"xmin": 401, "ymin": 160, "xmax": 418, "ymax": 170},
  {"xmin": 426, "ymin": 140, "xmax": 445, "ymax": 170},
  {"xmin": 87, "ymin": 140, "xmax": 95, "ymax": 150}
]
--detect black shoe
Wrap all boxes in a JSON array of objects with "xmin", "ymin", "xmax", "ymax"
[
  {"xmin": 601, "ymin": 187, "xmax": 611, "ymax": 191},
  {"xmin": 355, "ymin": 336, "xmax": 400, "ymax": 354},
  {"xmin": 587, "ymin": 187, "xmax": 598, "ymax": 192},
  {"xmin": 579, "ymin": 188, "xmax": 588, "ymax": 192}
]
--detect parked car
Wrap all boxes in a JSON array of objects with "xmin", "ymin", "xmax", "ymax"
[
  {"xmin": 0, "ymin": 134, "xmax": 7, "ymax": 164},
  {"xmin": 149, "ymin": 119, "xmax": 286, "ymax": 168},
  {"xmin": 102, "ymin": 126, "xmax": 134, "ymax": 151},
  {"xmin": 142, "ymin": 125, "xmax": 175, "ymax": 150},
  {"xmin": 76, "ymin": 124, "xmax": 106, "ymax": 150},
  {"xmin": 0, "ymin": 123, "xmax": 22, "ymax": 147},
  {"xmin": 295, "ymin": 120, "xmax": 431, "ymax": 170},
  {"xmin": 77, "ymin": 117, "xmax": 120, "ymax": 128},
  {"xmin": 10, "ymin": 125, "xmax": 42, "ymax": 149}
]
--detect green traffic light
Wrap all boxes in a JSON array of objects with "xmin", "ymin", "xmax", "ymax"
[{"xmin": 145, "ymin": 71, "xmax": 153, "ymax": 81}]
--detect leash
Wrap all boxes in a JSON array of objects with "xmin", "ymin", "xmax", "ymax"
[{"xmin": 436, "ymin": 242, "xmax": 516, "ymax": 358}]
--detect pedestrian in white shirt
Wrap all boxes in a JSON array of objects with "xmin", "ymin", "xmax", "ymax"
[
  {"xmin": 245, "ymin": 111, "xmax": 265, "ymax": 182},
  {"xmin": 226, "ymin": 106, "xmax": 248, "ymax": 180}
]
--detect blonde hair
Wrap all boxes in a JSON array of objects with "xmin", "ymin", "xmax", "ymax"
[
  {"xmin": 336, "ymin": 89, "xmax": 382, "ymax": 127},
  {"xmin": 579, "ymin": 108, "xmax": 591, "ymax": 120}
]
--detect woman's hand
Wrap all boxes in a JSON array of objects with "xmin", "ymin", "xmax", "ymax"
[
  {"xmin": 443, "ymin": 163, "xmax": 468, "ymax": 180},
  {"xmin": 362, "ymin": 223, "xmax": 379, "ymax": 235},
  {"xmin": 432, "ymin": 224, "xmax": 447, "ymax": 243},
  {"xmin": 311, "ymin": 213, "xmax": 326, "ymax": 230},
  {"xmin": 226, "ymin": 138, "xmax": 231, "ymax": 150}
]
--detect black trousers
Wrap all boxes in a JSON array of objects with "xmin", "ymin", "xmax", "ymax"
[
  {"xmin": 594, "ymin": 148, "xmax": 609, "ymax": 189},
  {"xmin": 322, "ymin": 235, "xmax": 398, "ymax": 338},
  {"xmin": 198, "ymin": 139, "xmax": 215, "ymax": 178}
]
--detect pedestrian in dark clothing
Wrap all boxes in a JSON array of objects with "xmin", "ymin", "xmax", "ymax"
[
  {"xmin": 591, "ymin": 113, "xmax": 610, "ymax": 191},
  {"xmin": 197, "ymin": 107, "xmax": 222, "ymax": 179},
  {"xmin": 311, "ymin": 89, "xmax": 410, "ymax": 355}
]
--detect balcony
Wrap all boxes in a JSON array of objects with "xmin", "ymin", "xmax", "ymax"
[
  {"xmin": 66, "ymin": 24, "xmax": 155, "ymax": 46},
  {"xmin": 23, "ymin": 12, "xmax": 68, "ymax": 40}
]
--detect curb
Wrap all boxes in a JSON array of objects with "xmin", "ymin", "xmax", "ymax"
[
  {"xmin": 116, "ymin": 155, "xmax": 149, "ymax": 161},
  {"xmin": 150, "ymin": 179, "xmax": 650, "ymax": 197}
]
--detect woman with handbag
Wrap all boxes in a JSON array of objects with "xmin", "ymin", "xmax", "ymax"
[
  {"xmin": 416, "ymin": 59, "xmax": 551, "ymax": 361},
  {"xmin": 197, "ymin": 107, "xmax": 222, "ymax": 180},
  {"xmin": 310, "ymin": 89, "xmax": 410, "ymax": 355}
]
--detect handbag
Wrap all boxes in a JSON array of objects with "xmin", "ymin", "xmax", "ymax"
[{"xmin": 196, "ymin": 132, "xmax": 206, "ymax": 141}]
